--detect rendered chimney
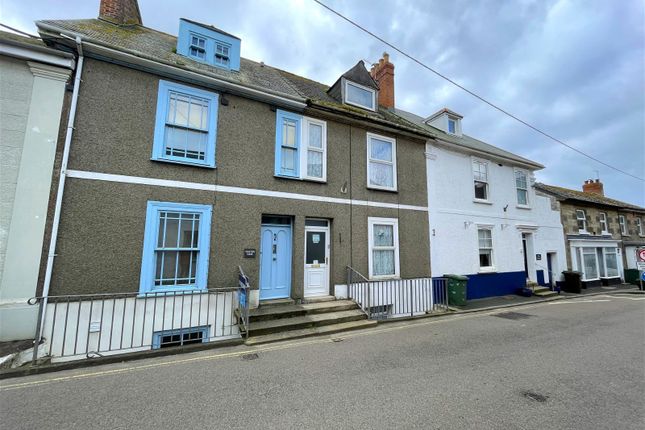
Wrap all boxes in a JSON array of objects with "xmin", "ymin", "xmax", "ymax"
[
  {"xmin": 99, "ymin": 0, "xmax": 142, "ymax": 25},
  {"xmin": 582, "ymin": 179, "xmax": 604, "ymax": 196},
  {"xmin": 370, "ymin": 52, "xmax": 395, "ymax": 109}
]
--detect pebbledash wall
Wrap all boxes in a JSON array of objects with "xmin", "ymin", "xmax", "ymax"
[
  {"xmin": 426, "ymin": 142, "xmax": 566, "ymax": 299},
  {"xmin": 47, "ymin": 58, "xmax": 431, "ymax": 306}
]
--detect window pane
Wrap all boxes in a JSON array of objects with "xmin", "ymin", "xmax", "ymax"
[
  {"xmin": 307, "ymin": 150, "xmax": 323, "ymax": 178},
  {"xmin": 478, "ymin": 229, "xmax": 492, "ymax": 248},
  {"xmin": 473, "ymin": 162, "xmax": 487, "ymax": 181},
  {"xmin": 164, "ymin": 127, "xmax": 207, "ymax": 160},
  {"xmin": 517, "ymin": 189, "xmax": 528, "ymax": 205},
  {"xmin": 515, "ymin": 171, "xmax": 527, "ymax": 189},
  {"xmin": 474, "ymin": 181, "xmax": 487, "ymax": 199},
  {"xmin": 282, "ymin": 119, "xmax": 297, "ymax": 147},
  {"xmin": 479, "ymin": 250, "xmax": 492, "ymax": 267},
  {"xmin": 308, "ymin": 123, "xmax": 323, "ymax": 148},
  {"xmin": 582, "ymin": 250, "xmax": 598, "ymax": 279},
  {"xmin": 605, "ymin": 250, "xmax": 618, "ymax": 277},
  {"xmin": 370, "ymin": 138, "xmax": 393, "ymax": 162},
  {"xmin": 281, "ymin": 147, "xmax": 297, "ymax": 173},
  {"xmin": 373, "ymin": 250, "xmax": 395, "ymax": 276},
  {"xmin": 346, "ymin": 82, "xmax": 374, "ymax": 108},
  {"xmin": 369, "ymin": 161, "xmax": 394, "ymax": 187},
  {"xmin": 373, "ymin": 224, "xmax": 394, "ymax": 246},
  {"xmin": 305, "ymin": 231, "xmax": 326, "ymax": 264},
  {"xmin": 448, "ymin": 119, "xmax": 456, "ymax": 133}
]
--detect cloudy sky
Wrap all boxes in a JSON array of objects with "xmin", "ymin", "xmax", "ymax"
[{"xmin": 2, "ymin": 0, "xmax": 644, "ymax": 205}]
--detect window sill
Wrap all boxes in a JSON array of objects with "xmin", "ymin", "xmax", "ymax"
[
  {"xmin": 478, "ymin": 268, "xmax": 497, "ymax": 274},
  {"xmin": 367, "ymin": 185, "xmax": 398, "ymax": 193},
  {"xmin": 516, "ymin": 204, "xmax": 531, "ymax": 210},
  {"xmin": 138, "ymin": 287, "xmax": 206, "ymax": 298},
  {"xmin": 369, "ymin": 275, "xmax": 400, "ymax": 281},
  {"xmin": 473, "ymin": 199, "xmax": 492, "ymax": 205},
  {"xmin": 577, "ymin": 230, "xmax": 590, "ymax": 235},
  {"xmin": 151, "ymin": 157, "xmax": 216, "ymax": 169},
  {"xmin": 274, "ymin": 174, "xmax": 327, "ymax": 184}
]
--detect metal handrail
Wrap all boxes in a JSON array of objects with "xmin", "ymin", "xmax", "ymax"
[{"xmin": 237, "ymin": 266, "xmax": 251, "ymax": 339}]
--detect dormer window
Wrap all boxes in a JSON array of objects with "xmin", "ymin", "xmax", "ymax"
[
  {"xmin": 425, "ymin": 108, "xmax": 463, "ymax": 136},
  {"xmin": 448, "ymin": 117, "xmax": 457, "ymax": 134},
  {"xmin": 189, "ymin": 35, "xmax": 206, "ymax": 59},
  {"xmin": 344, "ymin": 80, "xmax": 376, "ymax": 111},
  {"xmin": 177, "ymin": 19, "xmax": 241, "ymax": 71}
]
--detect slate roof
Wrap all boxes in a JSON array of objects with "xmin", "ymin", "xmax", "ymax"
[
  {"xmin": 0, "ymin": 29, "xmax": 75, "ymax": 59},
  {"xmin": 535, "ymin": 183, "xmax": 645, "ymax": 212},
  {"xmin": 35, "ymin": 18, "xmax": 431, "ymax": 138},
  {"xmin": 393, "ymin": 108, "xmax": 544, "ymax": 169}
]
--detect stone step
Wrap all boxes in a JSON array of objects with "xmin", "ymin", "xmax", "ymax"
[
  {"xmin": 248, "ymin": 309, "xmax": 366, "ymax": 337},
  {"xmin": 532, "ymin": 287, "xmax": 552, "ymax": 294},
  {"xmin": 258, "ymin": 298, "xmax": 296, "ymax": 307},
  {"xmin": 534, "ymin": 289, "xmax": 558, "ymax": 298},
  {"xmin": 249, "ymin": 300, "xmax": 358, "ymax": 322},
  {"xmin": 245, "ymin": 319, "xmax": 378, "ymax": 345},
  {"xmin": 301, "ymin": 295, "xmax": 336, "ymax": 304}
]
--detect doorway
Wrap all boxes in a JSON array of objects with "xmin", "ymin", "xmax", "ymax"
[
  {"xmin": 304, "ymin": 219, "xmax": 330, "ymax": 298},
  {"xmin": 259, "ymin": 217, "xmax": 292, "ymax": 300}
]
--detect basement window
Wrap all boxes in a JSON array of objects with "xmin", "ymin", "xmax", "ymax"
[{"xmin": 152, "ymin": 326, "xmax": 209, "ymax": 349}]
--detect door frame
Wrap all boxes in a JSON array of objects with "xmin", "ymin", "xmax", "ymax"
[
  {"xmin": 303, "ymin": 219, "xmax": 330, "ymax": 298},
  {"xmin": 259, "ymin": 221, "xmax": 293, "ymax": 301}
]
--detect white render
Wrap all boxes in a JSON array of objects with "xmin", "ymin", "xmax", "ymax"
[
  {"xmin": 425, "ymin": 140, "xmax": 567, "ymax": 288},
  {"xmin": 0, "ymin": 39, "xmax": 74, "ymax": 341}
]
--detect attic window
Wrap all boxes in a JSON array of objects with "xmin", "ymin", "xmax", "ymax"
[
  {"xmin": 215, "ymin": 42, "xmax": 230, "ymax": 67},
  {"xmin": 189, "ymin": 35, "xmax": 206, "ymax": 59},
  {"xmin": 448, "ymin": 117, "xmax": 457, "ymax": 134},
  {"xmin": 344, "ymin": 80, "xmax": 376, "ymax": 111}
]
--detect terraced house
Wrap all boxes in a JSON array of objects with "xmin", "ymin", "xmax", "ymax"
[
  {"xmin": 30, "ymin": 0, "xmax": 440, "ymax": 360},
  {"xmin": 536, "ymin": 180, "xmax": 645, "ymax": 287}
]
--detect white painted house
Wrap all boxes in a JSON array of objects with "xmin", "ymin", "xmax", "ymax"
[
  {"xmin": 0, "ymin": 31, "xmax": 74, "ymax": 341},
  {"xmin": 396, "ymin": 108, "xmax": 567, "ymax": 299}
]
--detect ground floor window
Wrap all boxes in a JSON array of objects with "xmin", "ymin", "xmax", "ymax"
[
  {"xmin": 140, "ymin": 201, "xmax": 212, "ymax": 294},
  {"xmin": 368, "ymin": 217, "xmax": 400, "ymax": 278},
  {"xmin": 575, "ymin": 246, "xmax": 620, "ymax": 281},
  {"xmin": 477, "ymin": 228, "xmax": 494, "ymax": 270}
]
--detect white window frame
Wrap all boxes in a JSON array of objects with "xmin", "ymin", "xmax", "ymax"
[
  {"xmin": 579, "ymin": 247, "xmax": 600, "ymax": 281},
  {"xmin": 472, "ymin": 158, "xmax": 490, "ymax": 203},
  {"xmin": 637, "ymin": 217, "xmax": 643, "ymax": 236},
  {"xmin": 447, "ymin": 117, "xmax": 457, "ymax": 134},
  {"xmin": 344, "ymin": 79, "xmax": 376, "ymax": 111},
  {"xmin": 477, "ymin": 226, "xmax": 495, "ymax": 272},
  {"xmin": 599, "ymin": 212, "xmax": 608, "ymax": 234},
  {"xmin": 514, "ymin": 168, "xmax": 530, "ymax": 208},
  {"xmin": 301, "ymin": 117, "xmax": 327, "ymax": 182},
  {"xmin": 367, "ymin": 217, "xmax": 400, "ymax": 279},
  {"xmin": 602, "ymin": 247, "xmax": 619, "ymax": 278},
  {"xmin": 366, "ymin": 132, "xmax": 397, "ymax": 191},
  {"xmin": 618, "ymin": 215, "xmax": 627, "ymax": 235},
  {"xmin": 576, "ymin": 210, "xmax": 587, "ymax": 234}
]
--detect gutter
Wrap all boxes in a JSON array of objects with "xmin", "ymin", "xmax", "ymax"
[
  {"xmin": 34, "ymin": 35, "xmax": 85, "ymax": 357},
  {"xmin": 36, "ymin": 22, "xmax": 307, "ymax": 111}
]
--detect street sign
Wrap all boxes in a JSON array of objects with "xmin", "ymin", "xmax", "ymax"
[
  {"xmin": 638, "ymin": 248, "xmax": 645, "ymax": 262},
  {"xmin": 638, "ymin": 262, "xmax": 645, "ymax": 271},
  {"xmin": 642, "ymin": 272, "xmax": 645, "ymax": 282}
]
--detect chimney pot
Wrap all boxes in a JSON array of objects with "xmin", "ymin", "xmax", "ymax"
[{"xmin": 582, "ymin": 179, "xmax": 604, "ymax": 196}]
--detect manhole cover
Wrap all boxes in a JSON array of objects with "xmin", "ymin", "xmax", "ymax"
[
  {"xmin": 494, "ymin": 312, "xmax": 533, "ymax": 320},
  {"xmin": 523, "ymin": 391, "xmax": 548, "ymax": 402},
  {"xmin": 241, "ymin": 353, "xmax": 259, "ymax": 361}
]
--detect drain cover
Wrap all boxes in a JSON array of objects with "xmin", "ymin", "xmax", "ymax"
[
  {"xmin": 523, "ymin": 391, "xmax": 548, "ymax": 402},
  {"xmin": 241, "ymin": 353, "xmax": 259, "ymax": 361},
  {"xmin": 494, "ymin": 312, "xmax": 533, "ymax": 320}
]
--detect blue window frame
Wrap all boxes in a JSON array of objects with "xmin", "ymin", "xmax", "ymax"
[
  {"xmin": 152, "ymin": 326, "xmax": 209, "ymax": 349},
  {"xmin": 214, "ymin": 42, "xmax": 230, "ymax": 67},
  {"xmin": 189, "ymin": 34, "xmax": 206, "ymax": 59},
  {"xmin": 139, "ymin": 201, "xmax": 212, "ymax": 294},
  {"xmin": 275, "ymin": 110, "xmax": 302, "ymax": 178},
  {"xmin": 153, "ymin": 80, "xmax": 219, "ymax": 168}
]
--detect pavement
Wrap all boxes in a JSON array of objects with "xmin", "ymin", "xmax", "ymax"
[{"xmin": 1, "ymin": 293, "xmax": 644, "ymax": 430}]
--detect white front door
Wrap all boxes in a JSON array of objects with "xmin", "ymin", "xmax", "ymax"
[{"xmin": 304, "ymin": 222, "xmax": 330, "ymax": 297}]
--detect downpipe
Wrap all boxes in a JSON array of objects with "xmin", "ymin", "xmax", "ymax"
[{"xmin": 33, "ymin": 36, "xmax": 84, "ymax": 363}]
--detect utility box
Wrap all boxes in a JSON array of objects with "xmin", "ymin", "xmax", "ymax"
[
  {"xmin": 562, "ymin": 271, "xmax": 582, "ymax": 293},
  {"xmin": 444, "ymin": 274, "xmax": 469, "ymax": 306}
]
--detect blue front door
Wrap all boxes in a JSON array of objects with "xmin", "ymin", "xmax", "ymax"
[{"xmin": 259, "ymin": 224, "xmax": 292, "ymax": 300}]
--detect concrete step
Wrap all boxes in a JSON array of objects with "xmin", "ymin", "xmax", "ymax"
[
  {"xmin": 249, "ymin": 300, "xmax": 358, "ymax": 322},
  {"xmin": 534, "ymin": 289, "xmax": 558, "ymax": 298},
  {"xmin": 245, "ymin": 319, "xmax": 378, "ymax": 345},
  {"xmin": 532, "ymin": 287, "xmax": 551, "ymax": 294},
  {"xmin": 248, "ymin": 309, "xmax": 367, "ymax": 337},
  {"xmin": 258, "ymin": 298, "xmax": 295, "ymax": 307},
  {"xmin": 301, "ymin": 295, "xmax": 336, "ymax": 304}
]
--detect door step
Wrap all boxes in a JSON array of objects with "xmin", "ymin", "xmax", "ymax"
[
  {"xmin": 250, "ymin": 300, "xmax": 357, "ymax": 322},
  {"xmin": 301, "ymin": 295, "xmax": 336, "ymax": 304},
  {"xmin": 248, "ymin": 309, "xmax": 366, "ymax": 337},
  {"xmin": 533, "ymin": 288, "xmax": 558, "ymax": 298},
  {"xmin": 258, "ymin": 298, "xmax": 296, "ymax": 307},
  {"xmin": 245, "ymin": 319, "xmax": 377, "ymax": 345}
]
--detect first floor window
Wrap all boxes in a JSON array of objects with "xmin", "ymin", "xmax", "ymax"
[
  {"xmin": 478, "ymin": 228, "xmax": 494, "ymax": 269},
  {"xmin": 599, "ymin": 212, "xmax": 608, "ymax": 233},
  {"xmin": 576, "ymin": 210, "xmax": 587, "ymax": 232},
  {"xmin": 618, "ymin": 215, "xmax": 626, "ymax": 235},
  {"xmin": 367, "ymin": 133, "xmax": 397, "ymax": 191},
  {"xmin": 472, "ymin": 160, "xmax": 489, "ymax": 200},
  {"xmin": 368, "ymin": 218, "xmax": 400, "ymax": 278},
  {"xmin": 274, "ymin": 110, "xmax": 327, "ymax": 181},
  {"xmin": 140, "ymin": 201, "xmax": 212, "ymax": 293},
  {"xmin": 153, "ymin": 80, "xmax": 219, "ymax": 167},
  {"xmin": 636, "ymin": 217, "xmax": 643, "ymax": 235},
  {"xmin": 515, "ymin": 170, "xmax": 529, "ymax": 206}
]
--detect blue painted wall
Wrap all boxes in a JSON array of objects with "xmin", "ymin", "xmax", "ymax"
[{"xmin": 464, "ymin": 271, "xmax": 526, "ymax": 300}]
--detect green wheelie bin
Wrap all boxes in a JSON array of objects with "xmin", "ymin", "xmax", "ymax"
[{"xmin": 444, "ymin": 274, "xmax": 469, "ymax": 306}]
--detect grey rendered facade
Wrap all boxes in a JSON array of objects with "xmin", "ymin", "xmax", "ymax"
[{"xmin": 37, "ymin": 23, "xmax": 431, "ymax": 305}]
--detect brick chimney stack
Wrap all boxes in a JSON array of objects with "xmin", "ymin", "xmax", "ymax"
[
  {"xmin": 99, "ymin": 0, "xmax": 142, "ymax": 25},
  {"xmin": 370, "ymin": 52, "xmax": 395, "ymax": 109},
  {"xmin": 582, "ymin": 179, "xmax": 604, "ymax": 196}
]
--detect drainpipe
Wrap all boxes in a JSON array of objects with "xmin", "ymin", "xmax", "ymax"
[{"xmin": 34, "ymin": 36, "xmax": 84, "ymax": 353}]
